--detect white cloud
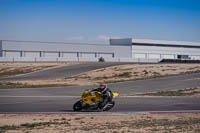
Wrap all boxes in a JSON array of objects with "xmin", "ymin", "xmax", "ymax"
[
  {"xmin": 65, "ymin": 36, "xmax": 85, "ymax": 41},
  {"xmin": 111, "ymin": 36, "xmax": 121, "ymax": 39},
  {"xmin": 97, "ymin": 35, "xmax": 110, "ymax": 41},
  {"xmin": 97, "ymin": 35, "xmax": 121, "ymax": 42},
  {"xmin": 64, "ymin": 35, "xmax": 122, "ymax": 43}
]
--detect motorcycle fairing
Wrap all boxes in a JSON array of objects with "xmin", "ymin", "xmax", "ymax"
[{"xmin": 81, "ymin": 89, "xmax": 103, "ymax": 105}]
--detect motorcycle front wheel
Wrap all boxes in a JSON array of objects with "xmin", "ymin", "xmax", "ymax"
[{"xmin": 73, "ymin": 100, "xmax": 83, "ymax": 111}]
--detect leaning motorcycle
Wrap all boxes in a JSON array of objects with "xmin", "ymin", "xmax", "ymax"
[{"xmin": 73, "ymin": 89, "xmax": 118, "ymax": 111}]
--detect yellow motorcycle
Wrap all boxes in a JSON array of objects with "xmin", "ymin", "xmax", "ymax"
[{"xmin": 73, "ymin": 89, "xmax": 118, "ymax": 111}]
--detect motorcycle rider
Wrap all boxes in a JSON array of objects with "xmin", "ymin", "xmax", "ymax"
[{"xmin": 92, "ymin": 83, "xmax": 113, "ymax": 109}]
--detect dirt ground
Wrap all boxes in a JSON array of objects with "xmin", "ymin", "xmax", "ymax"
[
  {"xmin": 0, "ymin": 113, "xmax": 200, "ymax": 133},
  {"xmin": 0, "ymin": 62, "xmax": 77, "ymax": 78},
  {"xmin": 5, "ymin": 63, "xmax": 200, "ymax": 87}
]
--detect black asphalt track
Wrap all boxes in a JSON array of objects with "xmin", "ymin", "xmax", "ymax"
[{"xmin": 0, "ymin": 73, "xmax": 200, "ymax": 112}]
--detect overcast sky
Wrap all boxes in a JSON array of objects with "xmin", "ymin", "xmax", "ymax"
[{"xmin": 0, "ymin": 0, "xmax": 200, "ymax": 44}]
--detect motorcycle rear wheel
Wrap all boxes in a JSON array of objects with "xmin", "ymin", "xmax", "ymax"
[{"xmin": 73, "ymin": 100, "xmax": 83, "ymax": 111}]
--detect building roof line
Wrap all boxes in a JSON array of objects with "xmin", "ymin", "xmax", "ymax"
[
  {"xmin": 132, "ymin": 43, "xmax": 200, "ymax": 49},
  {"xmin": 0, "ymin": 40, "xmax": 109, "ymax": 46},
  {"xmin": 132, "ymin": 39, "xmax": 200, "ymax": 46}
]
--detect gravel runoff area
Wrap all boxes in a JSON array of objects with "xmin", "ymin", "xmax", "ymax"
[
  {"xmin": 2, "ymin": 63, "xmax": 200, "ymax": 87},
  {"xmin": 0, "ymin": 113, "xmax": 200, "ymax": 133}
]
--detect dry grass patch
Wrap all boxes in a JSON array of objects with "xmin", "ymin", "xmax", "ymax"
[
  {"xmin": 0, "ymin": 82, "xmax": 72, "ymax": 89},
  {"xmin": 82, "ymin": 64, "xmax": 200, "ymax": 82},
  {"xmin": 61, "ymin": 64, "xmax": 200, "ymax": 86},
  {"xmin": 65, "ymin": 63, "xmax": 200, "ymax": 85}
]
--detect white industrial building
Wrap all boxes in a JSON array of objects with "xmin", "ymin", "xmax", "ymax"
[{"xmin": 0, "ymin": 38, "xmax": 200, "ymax": 62}]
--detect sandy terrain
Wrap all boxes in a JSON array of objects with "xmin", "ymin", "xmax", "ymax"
[
  {"xmin": 5, "ymin": 63, "xmax": 200, "ymax": 87},
  {"xmin": 184, "ymin": 87, "xmax": 200, "ymax": 96},
  {"xmin": 0, "ymin": 62, "xmax": 77, "ymax": 78},
  {"xmin": 77, "ymin": 63, "xmax": 200, "ymax": 83},
  {"xmin": 0, "ymin": 113, "xmax": 200, "ymax": 133}
]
